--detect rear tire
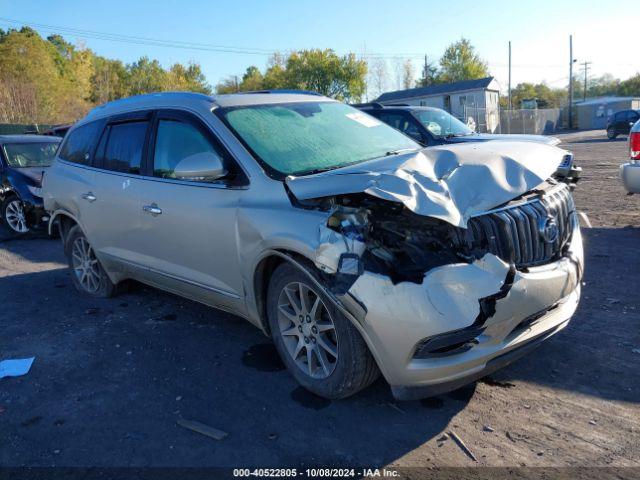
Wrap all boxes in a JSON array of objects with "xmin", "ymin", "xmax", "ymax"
[
  {"xmin": 65, "ymin": 225, "xmax": 116, "ymax": 298},
  {"xmin": 607, "ymin": 127, "xmax": 617, "ymax": 139},
  {"xmin": 266, "ymin": 263, "xmax": 379, "ymax": 399}
]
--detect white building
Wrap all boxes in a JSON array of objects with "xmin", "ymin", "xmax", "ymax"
[{"xmin": 375, "ymin": 77, "xmax": 501, "ymax": 133}]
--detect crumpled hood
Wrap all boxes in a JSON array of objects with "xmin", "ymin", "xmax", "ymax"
[
  {"xmin": 448, "ymin": 133, "xmax": 561, "ymax": 146},
  {"xmin": 286, "ymin": 141, "xmax": 566, "ymax": 228}
]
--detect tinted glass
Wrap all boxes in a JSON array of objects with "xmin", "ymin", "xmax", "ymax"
[
  {"xmin": 627, "ymin": 111, "xmax": 639, "ymax": 122},
  {"xmin": 59, "ymin": 121, "xmax": 102, "ymax": 165},
  {"xmin": 378, "ymin": 113, "xmax": 423, "ymax": 141},
  {"xmin": 102, "ymin": 121, "xmax": 148, "ymax": 174},
  {"xmin": 153, "ymin": 120, "xmax": 222, "ymax": 179},
  {"xmin": 219, "ymin": 102, "xmax": 419, "ymax": 176},
  {"xmin": 3, "ymin": 142, "xmax": 59, "ymax": 168},
  {"xmin": 414, "ymin": 109, "xmax": 473, "ymax": 137}
]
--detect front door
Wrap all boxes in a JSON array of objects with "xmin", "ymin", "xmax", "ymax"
[{"xmin": 134, "ymin": 110, "xmax": 246, "ymax": 311}]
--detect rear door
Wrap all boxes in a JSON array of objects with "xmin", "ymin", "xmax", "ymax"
[
  {"xmin": 133, "ymin": 109, "xmax": 247, "ymax": 310},
  {"xmin": 84, "ymin": 113, "xmax": 151, "ymax": 270}
]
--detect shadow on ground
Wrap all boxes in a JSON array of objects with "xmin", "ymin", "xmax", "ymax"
[{"xmin": 1, "ymin": 228, "xmax": 638, "ymax": 467}]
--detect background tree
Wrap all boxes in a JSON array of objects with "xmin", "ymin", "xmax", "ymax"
[
  {"xmin": 439, "ymin": 38, "xmax": 489, "ymax": 83},
  {"xmin": 285, "ymin": 49, "xmax": 367, "ymax": 101},
  {"xmin": 401, "ymin": 59, "xmax": 415, "ymax": 90},
  {"xmin": 368, "ymin": 58, "xmax": 388, "ymax": 100},
  {"xmin": 240, "ymin": 66, "xmax": 264, "ymax": 91},
  {"xmin": 415, "ymin": 57, "xmax": 439, "ymax": 87}
]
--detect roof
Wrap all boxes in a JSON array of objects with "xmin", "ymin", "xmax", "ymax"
[
  {"xmin": 376, "ymin": 77, "xmax": 496, "ymax": 103},
  {"xmin": 574, "ymin": 96, "xmax": 640, "ymax": 107},
  {"xmin": 0, "ymin": 135, "xmax": 62, "ymax": 144},
  {"xmin": 83, "ymin": 90, "xmax": 333, "ymax": 123}
]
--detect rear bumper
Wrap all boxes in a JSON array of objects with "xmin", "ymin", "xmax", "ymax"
[
  {"xmin": 346, "ymin": 222, "xmax": 583, "ymax": 400},
  {"xmin": 620, "ymin": 162, "xmax": 640, "ymax": 193}
]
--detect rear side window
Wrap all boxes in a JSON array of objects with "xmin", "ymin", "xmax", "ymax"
[
  {"xmin": 100, "ymin": 121, "xmax": 148, "ymax": 174},
  {"xmin": 58, "ymin": 121, "xmax": 102, "ymax": 165},
  {"xmin": 153, "ymin": 119, "xmax": 223, "ymax": 180}
]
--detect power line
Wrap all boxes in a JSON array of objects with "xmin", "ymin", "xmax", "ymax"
[{"xmin": 0, "ymin": 17, "xmax": 430, "ymax": 59}]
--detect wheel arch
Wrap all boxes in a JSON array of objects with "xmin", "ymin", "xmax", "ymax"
[{"xmin": 49, "ymin": 209, "xmax": 81, "ymax": 245}]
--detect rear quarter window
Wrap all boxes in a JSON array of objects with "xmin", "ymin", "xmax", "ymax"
[{"xmin": 58, "ymin": 121, "xmax": 102, "ymax": 165}]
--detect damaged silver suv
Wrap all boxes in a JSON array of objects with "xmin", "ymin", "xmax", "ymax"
[{"xmin": 44, "ymin": 91, "xmax": 583, "ymax": 400}]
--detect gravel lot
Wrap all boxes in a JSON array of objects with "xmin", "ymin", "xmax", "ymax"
[{"xmin": 1, "ymin": 130, "xmax": 638, "ymax": 471}]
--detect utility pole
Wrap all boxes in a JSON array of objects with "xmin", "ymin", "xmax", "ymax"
[
  {"xmin": 568, "ymin": 35, "xmax": 574, "ymax": 129},
  {"xmin": 423, "ymin": 54, "xmax": 429, "ymax": 86},
  {"xmin": 508, "ymin": 41, "xmax": 512, "ymax": 109},
  {"xmin": 580, "ymin": 61, "xmax": 592, "ymax": 102}
]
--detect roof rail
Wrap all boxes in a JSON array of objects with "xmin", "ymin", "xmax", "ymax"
[{"xmin": 239, "ymin": 89, "xmax": 323, "ymax": 96}]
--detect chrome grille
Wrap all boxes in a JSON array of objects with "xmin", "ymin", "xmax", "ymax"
[{"xmin": 464, "ymin": 184, "xmax": 575, "ymax": 268}]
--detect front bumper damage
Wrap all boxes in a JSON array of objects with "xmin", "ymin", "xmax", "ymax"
[
  {"xmin": 337, "ymin": 223, "xmax": 582, "ymax": 400},
  {"xmin": 285, "ymin": 143, "xmax": 583, "ymax": 400}
]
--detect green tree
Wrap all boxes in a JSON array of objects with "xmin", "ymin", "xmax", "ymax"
[
  {"xmin": 215, "ymin": 76, "xmax": 240, "ymax": 94},
  {"xmin": 126, "ymin": 57, "xmax": 167, "ymax": 95},
  {"xmin": 263, "ymin": 53, "xmax": 287, "ymax": 89},
  {"xmin": 240, "ymin": 66, "xmax": 264, "ymax": 91},
  {"xmin": 619, "ymin": 74, "xmax": 640, "ymax": 96},
  {"xmin": 438, "ymin": 38, "xmax": 489, "ymax": 83},
  {"xmin": 285, "ymin": 49, "xmax": 367, "ymax": 101},
  {"xmin": 165, "ymin": 62, "xmax": 211, "ymax": 94}
]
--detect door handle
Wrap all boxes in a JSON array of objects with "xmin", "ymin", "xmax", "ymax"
[
  {"xmin": 143, "ymin": 204, "xmax": 162, "ymax": 216},
  {"xmin": 81, "ymin": 192, "xmax": 96, "ymax": 202}
]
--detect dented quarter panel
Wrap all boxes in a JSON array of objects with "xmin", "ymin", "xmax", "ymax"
[{"xmin": 286, "ymin": 141, "xmax": 568, "ymax": 228}]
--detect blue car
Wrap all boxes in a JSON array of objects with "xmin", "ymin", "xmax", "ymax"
[{"xmin": 1, "ymin": 135, "xmax": 61, "ymax": 235}]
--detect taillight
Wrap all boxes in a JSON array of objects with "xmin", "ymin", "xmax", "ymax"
[{"xmin": 631, "ymin": 132, "xmax": 640, "ymax": 160}]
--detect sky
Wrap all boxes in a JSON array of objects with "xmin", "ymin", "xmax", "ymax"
[{"xmin": 1, "ymin": 0, "xmax": 636, "ymax": 97}]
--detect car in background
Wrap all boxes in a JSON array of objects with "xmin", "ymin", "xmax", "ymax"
[
  {"xmin": 42, "ymin": 124, "xmax": 72, "ymax": 138},
  {"xmin": 44, "ymin": 92, "xmax": 583, "ymax": 401},
  {"xmin": 606, "ymin": 110, "xmax": 640, "ymax": 139},
  {"xmin": 356, "ymin": 104, "xmax": 581, "ymax": 183},
  {"xmin": 620, "ymin": 120, "xmax": 640, "ymax": 194},
  {"xmin": 0, "ymin": 135, "xmax": 61, "ymax": 235}
]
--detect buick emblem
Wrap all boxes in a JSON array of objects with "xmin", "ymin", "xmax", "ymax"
[{"xmin": 539, "ymin": 216, "xmax": 559, "ymax": 244}]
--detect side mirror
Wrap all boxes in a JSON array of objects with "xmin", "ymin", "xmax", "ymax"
[{"xmin": 173, "ymin": 152, "xmax": 227, "ymax": 182}]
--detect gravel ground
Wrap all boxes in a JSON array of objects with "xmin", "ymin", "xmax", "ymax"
[{"xmin": 0, "ymin": 130, "xmax": 638, "ymax": 472}]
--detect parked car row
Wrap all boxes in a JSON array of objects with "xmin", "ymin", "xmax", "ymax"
[{"xmin": 37, "ymin": 91, "xmax": 584, "ymax": 400}]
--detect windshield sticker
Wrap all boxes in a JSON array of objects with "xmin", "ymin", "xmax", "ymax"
[{"xmin": 345, "ymin": 112, "xmax": 382, "ymax": 128}]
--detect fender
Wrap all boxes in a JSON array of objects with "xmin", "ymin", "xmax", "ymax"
[{"xmin": 48, "ymin": 208, "xmax": 83, "ymax": 237}]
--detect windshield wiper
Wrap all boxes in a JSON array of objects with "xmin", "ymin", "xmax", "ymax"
[{"xmin": 384, "ymin": 148, "xmax": 419, "ymax": 156}]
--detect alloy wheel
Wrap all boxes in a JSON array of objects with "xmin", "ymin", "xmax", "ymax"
[
  {"xmin": 71, "ymin": 236, "xmax": 101, "ymax": 293},
  {"xmin": 277, "ymin": 281, "xmax": 338, "ymax": 379},
  {"xmin": 4, "ymin": 200, "xmax": 29, "ymax": 233}
]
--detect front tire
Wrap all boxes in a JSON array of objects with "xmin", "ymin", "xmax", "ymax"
[
  {"xmin": 607, "ymin": 127, "xmax": 617, "ymax": 139},
  {"xmin": 1, "ymin": 196, "xmax": 29, "ymax": 236},
  {"xmin": 267, "ymin": 263, "xmax": 379, "ymax": 399},
  {"xmin": 65, "ymin": 225, "xmax": 116, "ymax": 298}
]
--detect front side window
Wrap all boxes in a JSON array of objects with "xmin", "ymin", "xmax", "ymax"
[
  {"xmin": 3, "ymin": 142, "xmax": 59, "ymax": 168},
  {"xmin": 378, "ymin": 113, "xmax": 424, "ymax": 143},
  {"xmin": 413, "ymin": 109, "xmax": 473, "ymax": 138},
  {"xmin": 101, "ymin": 121, "xmax": 148, "ymax": 174},
  {"xmin": 217, "ymin": 102, "xmax": 419, "ymax": 177},
  {"xmin": 59, "ymin": 121, "xmax": 102, "ymax": 165},
  {"xmin": 153, "ymin": 119, "xmax": 223, "ymax": 180}
]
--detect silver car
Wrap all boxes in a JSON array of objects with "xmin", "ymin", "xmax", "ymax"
[
  {"xmin": 43, "ymin": 92, "xmax": 583, "ymax": 400},
  {"xmin": 621, "ymin": 119, "xmax": 640, "ymax": 194}
]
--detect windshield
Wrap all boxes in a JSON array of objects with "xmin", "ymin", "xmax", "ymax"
[
  {"xmin": 3, "ymin": 142, "xmax": 59, "ymax": 168},
  {"xmin": 218, "ymin": 102, "xmax": 419, "ymax": 176},
  {"xmin": 414, "ymin": 109, "xmax": 473, "ymax": 138}
]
